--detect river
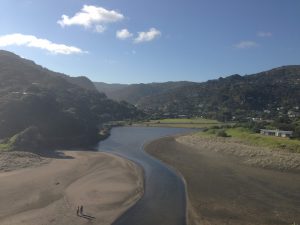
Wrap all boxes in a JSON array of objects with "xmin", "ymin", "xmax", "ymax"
[{"xmin": 96, "ymin": 126, "xmax": 192, "ymax": 225}]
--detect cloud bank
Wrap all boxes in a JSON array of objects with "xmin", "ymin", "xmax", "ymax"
[
  {"xmin": 134, "ymin": 28, "xmax": 161, "ymax": 43},
  {"xmin": 0, "ymin": 33, "xmax": 84, "ymax": 55},
  {"xmin": 58, "ymin": 5, "xmax": 124, "ymax": 32}
]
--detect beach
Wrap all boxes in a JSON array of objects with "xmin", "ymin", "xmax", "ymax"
[
  {"xmin": 0, "ymin": 150, "xmax": 143, "ymax": 225},
  {"xmin": 146, "ymin": 135, "xmax": 300, "ymax": 225}
]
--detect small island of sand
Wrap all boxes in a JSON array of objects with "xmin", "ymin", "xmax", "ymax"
[{"xmin": 0, "ymin": 150, "xmax": 143, "ymax": 225}]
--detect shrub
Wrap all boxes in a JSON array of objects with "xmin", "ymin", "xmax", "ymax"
[
  {"xmin": 9, "ymin": 126, "xmax": 44, "ymax": 152},
  {"xmin": 216, "ymin": 129, "xmax": 230, "ymax": 137}
]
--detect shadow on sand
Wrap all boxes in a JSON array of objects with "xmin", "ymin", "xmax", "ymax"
[
  {"xmin": 38, "ymin": 147, "xmax": 100, "ymax": 160},
  {"xmin": 78, "ymin": 213, "xmax": 96, "ymax": 221},
  {"xmin": 38, "ymin": 150, "xmax": 74, "ymax": 159}
]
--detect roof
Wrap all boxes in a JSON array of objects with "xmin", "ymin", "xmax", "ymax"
[{"xmin": 260, "ymin": 129, "xmax": 293, "ymax": 134}]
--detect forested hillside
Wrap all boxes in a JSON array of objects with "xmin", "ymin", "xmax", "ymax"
[
  {"xmin": 95, "ymin": 81, "xmax": 195, "ymax": 104},
  {"xmin": 96, "ymin": 66, "xmax": 300, "ymax": 121},
  {"xmin": 0, "ymin": 50, "xmax": 142, "ymax": 152}
]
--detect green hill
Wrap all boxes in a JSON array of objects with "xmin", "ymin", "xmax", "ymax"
[
  {"xmin": 0, "ymin": 50, "xmax": 142, "ymax": 152},
  {"xmin": 95, "ymin": 66, "xmax": 300, "ymax": 121},
  {"xmin": 94, "ymin": 81, "xmax": 196, "ymax": 105}
]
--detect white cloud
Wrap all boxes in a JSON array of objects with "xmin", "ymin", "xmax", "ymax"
[
  {"xmin": 234, "ymin": 41, "xmax": 259, "ymax": 49},
  {"xmin": 116, "ymin": 29, "xmax": 133, "ymax": 40},
  {"xmin": 257, "ymin": 31, "xmax": 272, "ymax": 37},
  {"xmin": 57, "ymin": 5, "xmax": 124, "ymax": 32},
  {"xmin": 95, "ymin": 25, "xmax": 106, "ymax": 33},
  {"xmin": 0, "ymin": 33, "xmax": 84, "ymax": 55},
  {"xmin": 134, "ymin": 28, "xmax": 161, "ymax": 43}
]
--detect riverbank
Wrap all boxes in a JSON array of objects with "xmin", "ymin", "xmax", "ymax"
[
  {"xmin": 0, "ymin": 150, "xmax": 143, "ymax": 225},
  {"xmin": 145, "ymin": 136, "xmax": 300, "ymax": 225},
  {"xmin": 177, "ymin": 133, "xmax": 300, "ymax": 172},
  {"xmin": 133, "ymin": 118, "xmax": 227, "ymax": 129}
]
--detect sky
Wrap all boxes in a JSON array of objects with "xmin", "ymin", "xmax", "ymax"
[{"xmin": 0, "ymin": 0, "xmax": 299, "ymax": 84}]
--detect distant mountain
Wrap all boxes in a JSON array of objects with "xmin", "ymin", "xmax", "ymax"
[
  {"xmin": 95, "ymin": 81, "xmax": 196, "ymax": 105},
  {"xmin": 94, "ymin": 82, "xmax": 128, "ymax": 98},
  {"xmin": 95, "ymin": 66, "xmax": 300, "ymax": 121},
  {"xmin": 0, "ymin": 50, "xmax": 142, "ymax": 152}
]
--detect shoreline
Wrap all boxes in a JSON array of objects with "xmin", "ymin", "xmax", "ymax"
[
  {"xmin": 145, "ymin": 135, "xmax": 300, "ymax": 225},
  {"xmin": 176, "ymin": 133, "xmax": 300, "ymax": 172},
  {"xmin": 144, "ymin": 136, "xmax": 199, "ymax": 225},
  {"xmin": 0, "ymin": 150, "xmax": 144, "ymax": 225}
]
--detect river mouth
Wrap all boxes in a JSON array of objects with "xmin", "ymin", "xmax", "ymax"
[{"xmin": 96, "ymin": 126, "xmax": 193, "ymax": 225}]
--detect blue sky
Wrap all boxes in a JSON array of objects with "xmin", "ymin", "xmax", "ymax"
[{"xmin": 0, "ymin": 0, "xmax": 299, "ymax": 83}]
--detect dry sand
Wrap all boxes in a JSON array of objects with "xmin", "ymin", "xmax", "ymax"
[
  {"xmin": 0, "ymin": 151, "xmax": 50, "ymax": 172},
  {"xmin": 177, "ymin": 134, "xmax": 300, "ymax": 172},
  {"xmin": 146, "ymin": 136, "xmax": 300, "ymax": 225},
  {"xmin": 0, "ymin": 150, "xmax": 143, "ymax": 225}
]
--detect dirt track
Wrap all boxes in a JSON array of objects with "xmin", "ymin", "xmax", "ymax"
[{"xmin": 146, "ymin": 136, "xmax": 300, "ymax": 225}]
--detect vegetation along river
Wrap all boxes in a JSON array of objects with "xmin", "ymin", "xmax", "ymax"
[{"xmin": 96, "ymin": 126, "xmax": 193, "ymax": 225}]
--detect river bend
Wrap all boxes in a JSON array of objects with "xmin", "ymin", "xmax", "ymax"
[{"xmin": 96, "ymin": 126, "xmax": 192, "ymax": 225}]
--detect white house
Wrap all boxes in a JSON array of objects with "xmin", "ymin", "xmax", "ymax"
[{"xmin": 260, "ymin": 129, "xmax": 293, "ymax": 138}]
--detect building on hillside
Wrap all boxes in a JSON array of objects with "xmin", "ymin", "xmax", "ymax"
[
  {"xmin": 252, "ymin": 117, "xmax": 262, "ymax": 122},
  {"xmin": 260, "ymin": 129, "xmax": 293, "ymax": 138},
  {"xmin": 288, "ymin": 110, "xmax": 300, "ymax": 118}
]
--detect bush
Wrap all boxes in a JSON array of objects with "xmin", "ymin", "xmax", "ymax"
[
  {"xmin": 216, "ymin": 130, "xmax": 230, "ymax": 137},
  {"xmin": 9, "ymin": 126, "xmax": 44, "ymax": 152},
  {"xmin": 236, "ymin": 121, "xmax": 268, "ymax": 133},
  {"xmin": 220, "ymin": 124, "xmax": 234, "ymax": 129},
  {"xmin": 205, "ymin": 129, "xmax": 217, "ymax": 134},
  {"xmin": 293, "ymin": 126, "xmax": 300, "ymax": 138}
]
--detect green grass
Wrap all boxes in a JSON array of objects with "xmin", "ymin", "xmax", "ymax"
[
  {"xmin": 0, "ymin": 142, "xmax": 12, "ymax": 152},
  {"xmin": 154, "ymin": 118, "xmax": 220, "ymax": 124},
  {"xmin": 0, "ymin": 134, "xmax": 20, "ymax": 152},
  {"xmin": 200, "ymin": 127, "xmax": 300, "ymax": 153},
  {"xmin": 135, "ymin": 117, "xmax": 228, "ymax": 128}
]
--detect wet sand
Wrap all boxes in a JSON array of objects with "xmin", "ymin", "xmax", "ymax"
[
  {"xmin": 146, "ymin": 136, "xmax": 300, "ymax": 225},
  {"xmin": 0, "ymin": 151, "xmax": 143, "ymax": 225}
]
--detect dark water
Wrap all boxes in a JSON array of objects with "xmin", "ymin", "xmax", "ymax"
[{"xmin": 96, "ymin": 126, "xmax": 192, "ymax": 225}]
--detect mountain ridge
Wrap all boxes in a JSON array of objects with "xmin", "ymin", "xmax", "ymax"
[{"xmin": 95, "ymin": 65, "xmax": 300, "ymax": 120}]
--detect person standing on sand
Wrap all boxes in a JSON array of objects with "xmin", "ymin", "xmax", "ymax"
[
  {"xmin": 80, "ymin": 205, "xmax": 83, "ymax": 215},
  {"xmin": 76, "ymin": 206, "xmax": 80, "ymax": 216}
]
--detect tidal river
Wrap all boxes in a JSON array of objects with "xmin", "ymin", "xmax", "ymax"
[{"xmin": 96, "ymin": 126, "xmax": 192, "ymax": 225}]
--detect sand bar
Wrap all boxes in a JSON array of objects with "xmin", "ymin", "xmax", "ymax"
[
  {"xmin": 0, "ymin": 150, "xmax": 143, "ymax": 225},
  {"xmin": 146, "ymin": 136, "xmax": 300, "ymax": 225}
]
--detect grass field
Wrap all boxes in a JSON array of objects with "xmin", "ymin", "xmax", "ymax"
[
  {"xmin": 0, "ymin": 143, "xmax": 9, "ymax": 151},
  {"xmin": 200, "ymin": 127, "xmax": 300, "ymax": 153},
  {"xmin": 0, "ymin": 138, "xmax": 12, "ymax": 151},
  {"xmin": 153, "ymin": 118, "xmax": 220, "ymax": 124},
  {"xmin": 135, "ymin": 118, "xmax": 227, "ymax": 128}
]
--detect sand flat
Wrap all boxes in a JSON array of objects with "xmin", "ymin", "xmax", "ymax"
[
  {"xmin": 0, "ymin": 151, "xmax": 143, "ymax": 225},
  {"xmin": 146, "ymin": 136, "xmax": 300, "ymax": 225}
]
